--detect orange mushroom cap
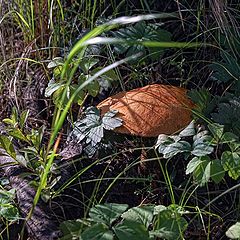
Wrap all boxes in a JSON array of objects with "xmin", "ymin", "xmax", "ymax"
[{"xmin": 97, "ymin": 84, "xmax": 194, "ymax": 137}]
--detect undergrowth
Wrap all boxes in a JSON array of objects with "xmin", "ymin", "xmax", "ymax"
[{"xmin": 0, "ymin": 0, "xmax": 240, "ymax": 239}]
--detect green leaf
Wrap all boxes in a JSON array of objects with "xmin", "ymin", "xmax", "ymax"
[
  {"xmin": 60, "ymin": 219, "xmax": 89, "ymax": 240},
  {"xmin": 112, "ymin": 21, "xmax": 172, "ymax": 63},
  {"xmin": 81, "ymin": 223, "xmax": 113, "ymax": 240},
  {"xmin": 153, "ymin": 209, "xmax": 188, "ymax": 240},
  {"xmin": 193, "ymin": 156, "xmax": 211, "ymax": 186},
  {"xmin": 86, "ymin": 80, "xmax": 100, "ymax": 97},
  {"xmin": 0, "ymin": 205, "xmax": 19, "ymax": 221},
  {"xmin": 45, "ymin": 79, "xmax": 65, "ymax": 97},
  {"xmin": 79, "ymin": 57, "xmax": 99, "ymax": 73},
  {"xmin": 0, "ymin": 135, "xmax": 16, "ymax": 159},
  {"xmin": 191, "ymin": 143, "xmax": 214, "ymax": 157},
  {"xmin": 186, "ymin": 157, "xmax": 202, "ymax": 175},
  {"xmin": 226, "ymin": 222, "xmax": 240, "ymax": 239},
  {"xmin": 7, "ymin": 128, "xmax": 29, "ymax": 143},
  {"xmin": 47, "ymin": 57, "xmax": 64, "ymax": 68},
  {"xmin": 162, "ymin": 141, "xmax": 191, "ymax": 158},
  {"xmin": 19, "ymin": 110, "xmax": 29, "ymax": 129},
  {"xmin": 121, "ymin": 205, "xmax": 154, "ymax": 228},
  {"xmin": 102, "ymin": 110, "xmax": 122, "ymax": 130},
  {"xmin": 208, "ymin": 123, "xmax": 224, "ymax": 141},
  {"xmin": 89, "ymin": 203, "xmax": 128, "ymax": 226},
  {"xmin": 114, "ymin": 220, "xmax": 150, "ymax": 240},
  {"xmin": 210, "ymin": 160, "xmax": 225, "ymax": 184},
  {"xmin": 220, "ymin": 132, "xmax": 239, "ymax": 144},
  {"xmin": 179, "ymin": 121, "xmax": 195, "ymax": 137},
  {"xmin": 221, "ymin": 151, "xmax": 240, "ymax": 180}
]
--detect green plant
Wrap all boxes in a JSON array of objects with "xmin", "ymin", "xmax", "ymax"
[
  {"xmin": 69, "ymin": 106, "xmax": 122, "ymax": 157},
  {"xmin": 111, "ymin": 21, "xmax": 172, "ymax": 63},
  {"xmin": 60, "ymin": 203, "xmax": 188, "ymax": 240},
  {"xmin": 45, "ymin": 56, "xmax": 118, "ymax": 109},
  {"xmin": 0, "ymin": 187, "xmax": 19, "ymax": 222},
  {"xmin": 155, "ymin": 121, "xmax": 240, "ymax": 186},
  {"xmin": 226, "ymin": 222, "xmax": 240, "ymax": 239}
]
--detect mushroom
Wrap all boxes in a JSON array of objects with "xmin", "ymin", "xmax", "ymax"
[{"xmin": 97, "ymin": 84, "xmax": 194, "ymax": 137}]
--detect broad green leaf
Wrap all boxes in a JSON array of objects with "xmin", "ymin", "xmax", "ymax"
[
  {"xmin": 154, "ymin": 209, "xmax": 188, "ymax": 240},
  {"xmin": 221, "ymin": 151, "xmax": 240, "ymax": 180},
  {"xmin": 210, "ymin": 160, "xmax": 225, "ymax": 184},
  {"xmin": 191, "ymin": 143, "xmax": 214, "ymax": 157},
  {"xmin": 0, "ymin": 205, "xmax": 19, "ymax": 221},
  {"xmin": 89, "ymin": 203, "xmax": 128, "ymax": 226},
  {"xmin": 0, "ymin": 135, "xmax": 16, "ymax": 159},
  {"xmin": 220, "ymin": 132, "xmax": 239, "ymax": 144},
  {"xmin": 226, "ymin": 222, "xmax": 240, "ymax": 239},
  {"xmin": 122, "ymin": 205, "xmax": 154, "ymax": 228},
  {"xmin": 186, "ymin": 157, "xmax": 202, "ymax": 175},
  {"xmin": 193, "ymin": 156, "xmax": 211, "ymax": 186},
  {"xmin": 81, "ymin": 223, "xmax": 113, "ymax": 240},
  {"xmin": 7, "ymin": 128, "xmax": 29, "ymax": 143},
  {"xmin": 79, "ymin": 57, "xmax": 99, "ymax": 73},
  {"xmin": 163, "ymin": 141, "xmax": 191, "ymax": 158},
  {"xmin": 114, "ymin": 220, "xmax": 150, "ymax": 240},
  {"xmin": 60, "ymin": 219, "xmax": 88, "ymax": 240},
  {"xmin": 208, "ymin": 123, "xmax": 224, "ymax": 141},
  {"xmin": 86, "ymin": 80, "xmax": 100, "ymax": 97}
]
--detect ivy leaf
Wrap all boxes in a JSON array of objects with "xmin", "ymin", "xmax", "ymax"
[
  {"xmin": 226, "ymin": 222, "xmax": 240, "ymax": 239},
  {"xmin": 47, "ymin": 57, "xmax": 64, "ymax": 69},
  {"xmin": 45, "ymin": 79, "xmax": 65, "ymax": 97}
]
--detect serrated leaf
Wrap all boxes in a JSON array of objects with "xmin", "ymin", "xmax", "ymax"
[
  {"xmin": 226, "ymin": 222, "xmax": 240, "ymax": 239},
  {"xmin": 210, "ymin": 160, "xmax": 225, "ymax": 183},
  {"xmin": 81, "ymin": 223, "xmax": 113, "ymax": 240},
  {"xmin": 186, "ymin": 157, "xmax": 202, "ymax": 175},
  {"xmin": 122, "ymin": 205, "xmax": 154, "ymax": 228},
  {"xmin": 114, "ymin": 220, "xmax": 150, "ymax": 240},
  {"xmin": 221, "ymin": 151, "xmax": 240, "ymax": 180},
  {"xmin": 162, "ymin": 141, "xmax": 191, "ymax": 158},
  {"xmin": 208, "ymin": 123, "xmax": 224, "ymax": 141},
  {"xmin": 89, "ymin": 203, "xmax": 128, "ymax": 226},
  {"xmin": 193, "ymin": 156, "xmax": 211, "ymax": 186}
]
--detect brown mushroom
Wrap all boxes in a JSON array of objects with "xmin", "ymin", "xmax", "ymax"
[{"xmin": 97, "ymin": 84, "xmax": 194, "ymax": 137}]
